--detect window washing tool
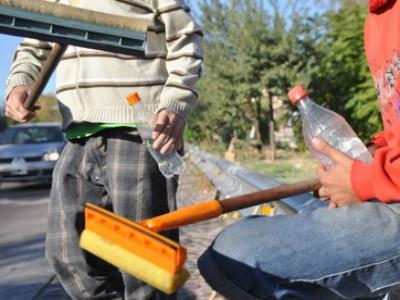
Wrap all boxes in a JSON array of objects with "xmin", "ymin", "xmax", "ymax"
[
  {"xmin": 0, "ymin": 0, "xmax": 149, "ymax": 108},
  {"xmin": 0, "ymin": 0, "xmax": 148, "ymax": 55},
  {"xmin": 80, "ymin": 178, "xmax": 321, "ymax": 294},
  {"xmin": 80, "ymin": 204, "xmax": 190, "ymax": 295}
]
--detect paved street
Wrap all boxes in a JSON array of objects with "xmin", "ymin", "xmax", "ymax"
[
  {"xmin": 0, "ymin": 163, "xmax": 228, "ymax": 299},
  {"xmin": 0, "ymin": 182, "xmax": 69, "ymax": 299}
]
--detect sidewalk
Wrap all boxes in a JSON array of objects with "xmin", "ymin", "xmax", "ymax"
[{"xmin": 0, "ymin": 162, "xmax": 227, "ymax": 299}]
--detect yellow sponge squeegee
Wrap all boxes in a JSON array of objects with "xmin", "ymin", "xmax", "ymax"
[
  {"xmin": 80, "ymin": 204, "xmax": 190, "ymax": 294},
  {"xmin": 81, "ymin": 179, "xmax": 322, "ymax": 293}
]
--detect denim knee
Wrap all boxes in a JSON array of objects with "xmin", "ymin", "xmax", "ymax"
[
  {"xmin": 199, "ymin": 204, "xmax": 400, "ymax": 300},
  {"xmin": 199, "ymin": 217, "xmax": 280, "ymax": 298}
]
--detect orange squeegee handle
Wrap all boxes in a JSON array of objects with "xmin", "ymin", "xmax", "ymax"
[
  {"xmin": 141, "ymin": 178, "xmax": 321, "ymax": 232},
  {"xmin": 24, "ymin": 43, "xmax": 67, "ymax": 109}
]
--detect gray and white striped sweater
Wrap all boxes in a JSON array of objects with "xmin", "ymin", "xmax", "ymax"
[{"xmin": 5, "ymin": 0, "xmax": 203, "ymax": 129}]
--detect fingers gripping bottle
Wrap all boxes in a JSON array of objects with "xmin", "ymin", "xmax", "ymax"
[
  {"xmin": 287, "ymin": 86, "xmax": 373, "ymax": 167},
  {"xmin": 127, "ymin": 92, "xmax": 185, "ymax": 178}
]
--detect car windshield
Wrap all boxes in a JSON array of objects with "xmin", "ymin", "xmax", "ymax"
[{"xmin": 0, "ymin": 126, "xmax": 64, "ymax": 145}]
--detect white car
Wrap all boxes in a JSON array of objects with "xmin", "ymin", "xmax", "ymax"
[{"xmin": 0, "ymin": 123, "xmax": 66, "ymax": 183}]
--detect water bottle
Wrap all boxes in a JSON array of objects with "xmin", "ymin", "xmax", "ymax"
[
  {"xmin": 287, "ymin": 85, "xmax": 373, "ymax": 167},
  {"xmin": 127, "ymin": 92, "xmax": 185, "ymax": 178},
  {"xmin": 136, "ymin": 123, "xmax": 185, "ymax": 178}
]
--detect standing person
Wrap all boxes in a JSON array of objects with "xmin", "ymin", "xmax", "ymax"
[
  {"xmin": 4, "ymin": 0, "xmax": 203, "ymax": 299},
  {"xmin": 198, "ymin": 0, "xmax": 400, "ymax": 299}
]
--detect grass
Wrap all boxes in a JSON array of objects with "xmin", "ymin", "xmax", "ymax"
[
  {"xmin": 197, "ymin": 142, "xmax": 319, "ymax": 183},
  {"xmin": 239, "ymin": 149, "xmax": 319, "ymax": 183}
]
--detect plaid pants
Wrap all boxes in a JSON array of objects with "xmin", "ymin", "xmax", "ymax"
[{"xmin": 45, "ymin": 128, "xmax": 178, "ymax": 299}]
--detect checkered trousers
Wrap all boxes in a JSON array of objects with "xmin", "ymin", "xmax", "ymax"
[{"xmin": 45, "ymin": 127, "xmax": 178, "ymax": 300}]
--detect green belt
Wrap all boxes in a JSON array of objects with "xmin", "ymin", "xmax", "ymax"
[{"xmin": 64, "ymin": 122, "xmax": 137, "ymax": 140}]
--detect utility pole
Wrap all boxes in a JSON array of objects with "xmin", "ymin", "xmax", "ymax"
[{"xmin": 262, "ymin": 88, "xmax": 276, "ymax": 161}]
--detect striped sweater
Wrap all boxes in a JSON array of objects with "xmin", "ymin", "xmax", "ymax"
[{"xmin": 5, "ymin": 0, "xmax": 203, "ymax": 129}]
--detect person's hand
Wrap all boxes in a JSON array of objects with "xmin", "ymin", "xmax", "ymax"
[
  {"xmin": 5, "ymin": 85, "xmax": 40, "ymax": 123},
  {"xmin": 313, "ymin": 138, "xmax": 362, "ymax": 208},
  {"xmin": 152, "ymin": 109, "xmax": 185, "ymax": 154}
]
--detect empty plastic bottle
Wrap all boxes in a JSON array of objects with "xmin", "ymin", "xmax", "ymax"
[
  {"xmin": 287, "ymin": 85, "xmax": 373, "ymax": 167},
  {"xmin": 136, "ymin": 124, "xmax": 185, "ymax": 178},
  {"xmin": 127, "ymin": 92, "xmax": 185, "ymax": 178}
]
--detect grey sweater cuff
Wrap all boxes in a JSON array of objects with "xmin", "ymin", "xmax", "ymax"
[
  {"xmin": 5, "ymin": 74, "xmax": 33, "ymax": 100},
  {"xmin": 158, "ymin": 98, "xmax": 194, "ymax": 121}
]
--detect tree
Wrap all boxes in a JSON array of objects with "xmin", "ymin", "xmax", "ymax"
[
  {"xmin": 191, "ymin": 0, "xmax": 324, "ymax": 158},
  {"xmin": 258, "ymin": 1, "xmax": 325, "ymax": 158},
  {"xmin": 35, "ymin": 94, "xmax": 62, "ymax": 123},
  {"xmin": 309, "ymin": 0, "xmax": 380, "ymax": 141},
  {"xmin": 189, "ymin": 0, "xmax": 377, "ymax": 153}
]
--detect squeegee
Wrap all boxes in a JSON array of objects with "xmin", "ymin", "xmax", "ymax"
[
  {"xmin": 80, "ymin": 178, "xmax": 321, "ymax": 294},
  {"xmin": 0, "ymin": 0, "xmax": 148, "ymax": 54}
]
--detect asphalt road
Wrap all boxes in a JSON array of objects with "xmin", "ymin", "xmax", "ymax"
[{"xmin": 0, "ymin": 182, "xmax": 69, "ymax": 300}]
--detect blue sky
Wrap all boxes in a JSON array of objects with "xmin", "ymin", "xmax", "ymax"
[
  {"xmin": 1, "ymin": 35, "xmax": 23, "ymax": 111},
  {"xmin": 0, "ymin": 34, "xmax": 56, "ymax": 113}
]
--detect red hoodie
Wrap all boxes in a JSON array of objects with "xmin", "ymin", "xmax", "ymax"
[{"xmin": 351, "ymin": 0, "xmax": 400, "ymax": 202}]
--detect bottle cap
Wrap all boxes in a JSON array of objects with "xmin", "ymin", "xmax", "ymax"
[
  {"xmin": 287, "ymin": 85, "xmax": 309, "ymax": 105},
  {"xmin": 126, "ymin": 92, "xmax": 141, "ymax": 105}
]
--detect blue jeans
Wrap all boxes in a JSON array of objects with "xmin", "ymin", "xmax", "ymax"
[{"xmin": 198, "ymin": 202, "xmax": 400, "ymax": 299}]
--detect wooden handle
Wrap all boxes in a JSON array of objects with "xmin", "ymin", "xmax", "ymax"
[
  {"xmin": 220, "ymin": 178, "xmax": 321, "ymax": 213},
  {"xmin": 141, "ymin": 178, "xmax": 321, "ymax": 232},
  {"xmin": 24, "ymin": 43, "xmax": 67, "ymax": 109}
]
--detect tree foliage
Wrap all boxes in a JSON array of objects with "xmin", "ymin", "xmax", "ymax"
[
  {"xmin": 309, "ymin": 0, "xmax": 380, "ymax": 141},
  {"xmin": 191, "ymin": 0, "xmax": 319, "ymax": 145},
  {"xmin": 191, "ymin": 0, "xmax": 270, "ymax": 144},
  {"xmin": 35, "ymin": 94, "xmax": 62, "ymax": 123},
  {"xmin": 187, "ymin": 0, "xmax": 381, "ymax": 148}
]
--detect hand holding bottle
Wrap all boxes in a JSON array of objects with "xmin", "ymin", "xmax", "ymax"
[
  {"xmin": 288, "ymin": 85, "xmax": 373, "ymax": 167},
  {"xmin": 127, "ymin": 92, "xmax": 186, "ymax": 178},
  {"xmin": 152, "ymin": 109, "xmax": 185, "ymax": 154},
  {"xmin": 287, "ymin": 85, "xmax": 372, "ymax": 207},
  {"xmin": 313, "ymin": 138, "xmax": 362, "ymax": 208}
]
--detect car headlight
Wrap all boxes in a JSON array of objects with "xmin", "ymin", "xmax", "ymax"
[{"xmin": 42, "ymin": 150, "xmax": 60, "ymax": 161}]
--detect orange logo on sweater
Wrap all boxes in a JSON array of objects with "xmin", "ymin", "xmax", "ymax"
[{"xmin": 126, "ymin": 92, "xmax": 141, "ymax": 105}]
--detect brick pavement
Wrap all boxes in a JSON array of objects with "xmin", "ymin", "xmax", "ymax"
[{"xmin": 176, "ymin": 162, "xmax": 230, "ymax": 300}]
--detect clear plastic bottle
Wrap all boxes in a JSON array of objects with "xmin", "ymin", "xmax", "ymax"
[
  {"xmin": 287, "ymin": 85, "xmax": 373, "ymax": 167},
  {"xmin": 136, "ymin": 124, "xmax": 185, "ymax": 178},
  {"xmin": 128, "ymin": 92, "xmax": 185, "ymax": 178}
]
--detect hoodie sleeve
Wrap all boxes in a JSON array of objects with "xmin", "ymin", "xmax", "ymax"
[
  {"xmin": 350, "ymin": 1, "xmax": 400, "ymax": 203},
  {"xmin": 150, "ymin": 0, "xmax": 204, "ymax": 121},
  {"xmin": 352, "ymin": 131, "xmax": 389, "ymax": 201},
  {"xmin": 351, "ymin": 145, "xmax": 400, "ymax": 202}
]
